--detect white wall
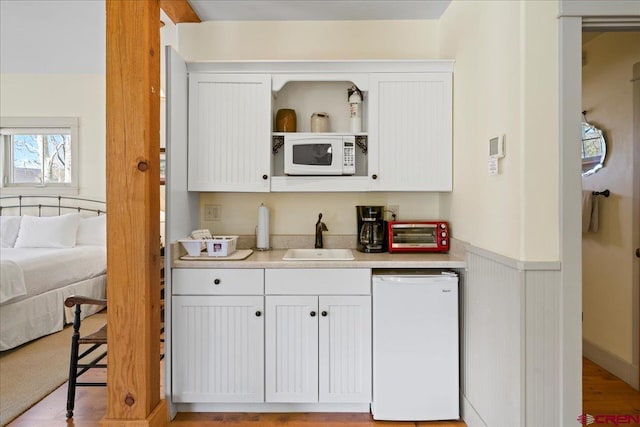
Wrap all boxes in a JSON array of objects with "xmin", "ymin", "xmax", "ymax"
[
  {"xmin": 438, "ymin": 1, "xmax": 566, "ymax": 425},
  {"xmin": 438, "ymin": 0, "xmax": 559, "ymax": 261},
  {"xmin": 199, "ymin": 192, "xmax": 440, "ymax": 235},
  {"xmin": 0, "ymin": 0, "xmax": 106, "ymax": 200},
  {"xmin": 0, "ymin": 74, "xmax": 105, "ymax": 198},
  {"xmin": 582, "ymin": 31, "xmax": 640, "ymax": 366},
  {"xmin": 177, "ymin": 20, "xmax": 440, "ymax": 61},
  {"xmin": 176, "ymin": 20, "xmax": 444, "ymax": 235}
]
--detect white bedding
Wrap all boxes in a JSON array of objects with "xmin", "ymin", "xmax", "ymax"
[
  {"xmin": 0, "ymin": 246, "xmax": 106, "ymax": 305},
  {"xmin": 0, "ymin": 205, "xmax": 107, "ymax": 351},
  {"xmin": 0, "ymin": 260, "xmax": 26, "ymax": 304}
]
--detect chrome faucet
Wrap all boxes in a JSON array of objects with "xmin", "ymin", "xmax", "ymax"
[{"xmin": 315, "ymin": 213, "xmax": 328, "ymax": 248}]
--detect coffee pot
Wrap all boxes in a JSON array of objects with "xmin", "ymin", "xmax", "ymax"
[{"xmin": 356, "ymin": 206, "xmax": 386, "ymax": 253}]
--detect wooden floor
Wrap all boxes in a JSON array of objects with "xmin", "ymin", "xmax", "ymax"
[
  {"xmin": 582, "ymin": 358, "xmax": 640, "ymax": 418},
  {"xmin": 7, "ymin": 358, "xmax": 639, "ymax": 426}
]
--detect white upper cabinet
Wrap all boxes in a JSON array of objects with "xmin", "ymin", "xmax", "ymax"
[
  {"xmin": 188, "ymin": 73, "xmax": 271, "ymax": 192},
  {"xmin": 183, "ymin": 61, "xmax": 453, "ymax": 193},
  {"xmin": 368, "ymin": 72, "xmax": 453, "ymax": 191}
]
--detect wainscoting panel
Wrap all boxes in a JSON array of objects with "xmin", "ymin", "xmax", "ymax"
[
  {"xmin": 525, "ymin": 270, "xmax": 561, "ymax": 427},
  {"xmin": 463, "ymin": 250, "xmax": 524, "ymax": 427},
  {"xmin": 462, "ymin": 245, "xmax": 561, "ymax": 427}
]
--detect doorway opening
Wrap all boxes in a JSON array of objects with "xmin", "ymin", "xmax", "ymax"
[{"xmin": 580, "ymin": 29, "xmax": 640, "ymax": 415}]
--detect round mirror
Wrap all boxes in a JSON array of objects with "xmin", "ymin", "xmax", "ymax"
[{"xmin": 581, "ymin": 121, "xmax": 606, "ymax": 176}]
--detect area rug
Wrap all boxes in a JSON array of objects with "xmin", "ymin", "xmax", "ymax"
[{"xmin": 0, "ymin": 311, "xmax": 106, "ymax": 426}]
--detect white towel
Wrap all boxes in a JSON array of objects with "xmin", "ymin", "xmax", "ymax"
[
  {"xmin": 582, "ymin": 190, "xmax": 599, "ymax": 233},
  {"xmin": 590, "ymin": 194, "xmax": 599, "ymax": 232}
]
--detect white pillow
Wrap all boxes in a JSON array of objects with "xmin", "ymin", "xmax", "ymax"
[
  {"xmin": 14, "ymin": 213, "xmax": 81, "ymax": 248},
  {"xmin": 0, "ymin": 216, "xmax": 22, "ymax": 248},
  {"xmin": 76, "ymin": 214, "xmax": 107, "ymax": 246}
]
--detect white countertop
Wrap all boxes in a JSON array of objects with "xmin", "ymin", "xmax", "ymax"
[{"xmin": 172, "ymin": 248, "xmax": 465, "ymax": 269}]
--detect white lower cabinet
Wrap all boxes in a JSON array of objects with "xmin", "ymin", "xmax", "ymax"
[
  {"xmin": 172, "ymin": 267, "xmax": 372, "ymax": 408},
  {"xmin": 265, "ymin": 295, "xmax": 319, "ymax": 402},
  {"xmin": 171, "ymin": 268, "xmax": 265, "ymax": 403},
  {"xmin": 172, "ymin": 295, "xmax": 264, "ymax": 403},
  {"xmin": 265, "ymin": 294, "xmax": 372, "ymax": 404},
  {"xmin": 318, "ymin": 295, "xmax": 372, "ymax": 403},
  {"xmin": 172, "ymin": 295, "xmax": 264, "ymax": 402}
]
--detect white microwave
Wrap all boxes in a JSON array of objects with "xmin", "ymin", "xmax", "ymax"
[{"xmin": 284, "ymin": 134, "xmax": 356, "ymax": 176}]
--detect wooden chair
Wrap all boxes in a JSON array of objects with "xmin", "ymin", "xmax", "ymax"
[{"xmin": 64, "ymin": 295, "xmax": 107, "ymax": 419}]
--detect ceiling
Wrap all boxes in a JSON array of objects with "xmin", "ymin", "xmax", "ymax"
[{"xmin": 187, "ymin": 0, "xmax": 451, "ymax": 21}]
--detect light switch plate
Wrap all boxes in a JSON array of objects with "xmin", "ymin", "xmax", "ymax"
[{"xmin": 204, "ymin": 204, "xmax": 221, "ymax": 221}]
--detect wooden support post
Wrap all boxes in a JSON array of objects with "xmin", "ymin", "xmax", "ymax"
[{"xmin": 104, "ymin": 0, "xmax": 166, "ymax": 425}]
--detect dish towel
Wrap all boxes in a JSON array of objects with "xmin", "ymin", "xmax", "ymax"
[{"xmin": 582, "ymin": 190, "xmax": 599, "ymax": 233}]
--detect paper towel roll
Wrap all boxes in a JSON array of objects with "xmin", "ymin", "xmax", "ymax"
[{"xmin": 257, "ymin": 204, "xmax": 270, "ymax": 249}]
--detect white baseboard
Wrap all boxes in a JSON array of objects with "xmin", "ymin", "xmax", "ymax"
[
  {"xmin": 174, "ymin": 402, "xmax": 371, "ymax": 413},
  {"xmin": 461, "ymin": 394, "xmax": 488, "ymax": 427},
  {"xmin": 583, "ymin": 339, "xmax": 639, "ymax": 390}
]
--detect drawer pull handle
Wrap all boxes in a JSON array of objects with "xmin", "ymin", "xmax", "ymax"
[
  {"xmin": 310, "ymin": 311, "xmax": 316, "ymax": 317},
  {"xmin": 255, "ymin": 311, "xmax": 262, "ymax": 317},
  {"xmin": 213, "ymin": 278, "xmax": 221, "ymax": 285},
  {"xmin": 321, "ymin": 311, "xmax": 328, "ymax": 317}
]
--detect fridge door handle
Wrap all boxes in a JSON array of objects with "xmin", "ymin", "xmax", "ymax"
[{"xmin": 374, "ymin": 276, "xmax": 456, "ymax": 284}]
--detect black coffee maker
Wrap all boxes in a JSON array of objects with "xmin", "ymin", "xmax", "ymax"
[{"xmin": 356, "ymin": 206, "xmax": 387, "ymax": 253}]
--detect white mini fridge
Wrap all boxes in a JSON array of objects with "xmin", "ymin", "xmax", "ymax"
[{"xmin": 372, "ymin": 271, "xmax": 459, "ymax": 421}]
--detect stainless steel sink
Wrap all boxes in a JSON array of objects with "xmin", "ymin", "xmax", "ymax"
[{"xmin": 282, "ymin": 248, "xmax": 355, "ymax": 261}]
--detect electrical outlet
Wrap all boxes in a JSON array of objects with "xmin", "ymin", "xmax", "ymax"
[
  {"xmin": 204, "ymin": 204, "xmax": 221, "ymax": 221},
  {"xmin": 386, "ymin": 205, "xmax": 399, "ymax": 221}
]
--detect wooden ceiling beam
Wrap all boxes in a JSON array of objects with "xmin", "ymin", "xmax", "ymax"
[{"xmin": 160, "ymin": 0, "xmax": 201, "ymax": 23}]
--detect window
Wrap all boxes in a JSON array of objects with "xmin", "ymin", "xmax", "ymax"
[{"xmin": 1, "ymin": 117, "xmax": 78, "ymax": 194}]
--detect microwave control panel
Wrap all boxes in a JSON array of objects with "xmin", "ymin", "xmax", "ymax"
[{"xmin": 343, "ymin": 140, "xmax": 356, "ymax": 175}]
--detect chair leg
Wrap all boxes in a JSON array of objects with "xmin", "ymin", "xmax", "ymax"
[{"xmin": 66, "ymin": 305, "xmax": 81, "ymax": 418}]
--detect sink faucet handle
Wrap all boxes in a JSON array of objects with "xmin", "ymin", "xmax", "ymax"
[
  {"xmin": 317, "ymin": 212, "xmax": 328, "ymax": 231},
  {"xmin": 315, "ymin": 213, "xmax": 327, "ymax": 248}
]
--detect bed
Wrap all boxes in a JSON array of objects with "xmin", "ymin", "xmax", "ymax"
[{"xmin": 0, "ymin": 196, "xmax": 107, "ymax": 351}]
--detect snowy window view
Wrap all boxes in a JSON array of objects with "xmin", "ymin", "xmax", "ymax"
[
  {"xmin": 10, "ymin": 133, "xmax": 72, "ymax": 184},
  {"xmin": 1, "ymin": 117, "xmax": 78, "ymax": 192}
]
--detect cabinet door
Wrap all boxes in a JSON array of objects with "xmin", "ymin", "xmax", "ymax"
[
  {"xmin": 265, "ymin": 295, "xmax": 319, "ymax": 402},
  {"xmin": 172, "ymin": 295, "xmax": 264, "ymax": 402},
  {"xmin": 318, "ymin": 296, "xmax": 372, "ymax": 403},
  {"xmin": 188, "ymin": 73, "xmax": 271, "ymax": 192},
  {"xmin": 368, "ymin": 73, "xmax": 452, "ymax": 191}
]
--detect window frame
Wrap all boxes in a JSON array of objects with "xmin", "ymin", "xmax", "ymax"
[{"xmin": 0, "ymin": 117, "xmax": 79, "ymax": 195}]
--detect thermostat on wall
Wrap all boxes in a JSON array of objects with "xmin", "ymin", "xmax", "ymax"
[{"xmin": 489, "ymin": 135, "xmax": 505, "ymax": 158}]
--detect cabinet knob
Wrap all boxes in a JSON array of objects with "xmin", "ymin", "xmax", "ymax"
[
  {"xmin": 321, "ymin": 311, "xmax": 328, "ymax": 317},
  {"xmin": 213, "ymin": 278, "xmax": 221, "ymax": 285},
  {"xmin": 262, "ymin": 174, "xmax": 268, "ymax": 180},
  {"xmin": 310, "ymin": 311, "xmax": 316, "ymax": 317},
  {"xmin": 255, "ymin": 311, "xmax": 262, "ymax": 317},
  {"xmin": 371, "ymin": 174, "xmax": 378, "ymax": 180}
]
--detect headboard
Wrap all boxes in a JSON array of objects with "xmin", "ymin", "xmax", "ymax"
[{"xmin": 0, "ymin": 195, "xmax": 106, "ymax": 217}]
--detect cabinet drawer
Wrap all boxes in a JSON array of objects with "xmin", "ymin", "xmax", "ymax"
[
  {"xmin": 172, "ymin": 269, "xmax": 264, "ymax": 295},
  {"xmin": 265, "ymin": 269, "xmax": 371, "ymax": 295}
]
